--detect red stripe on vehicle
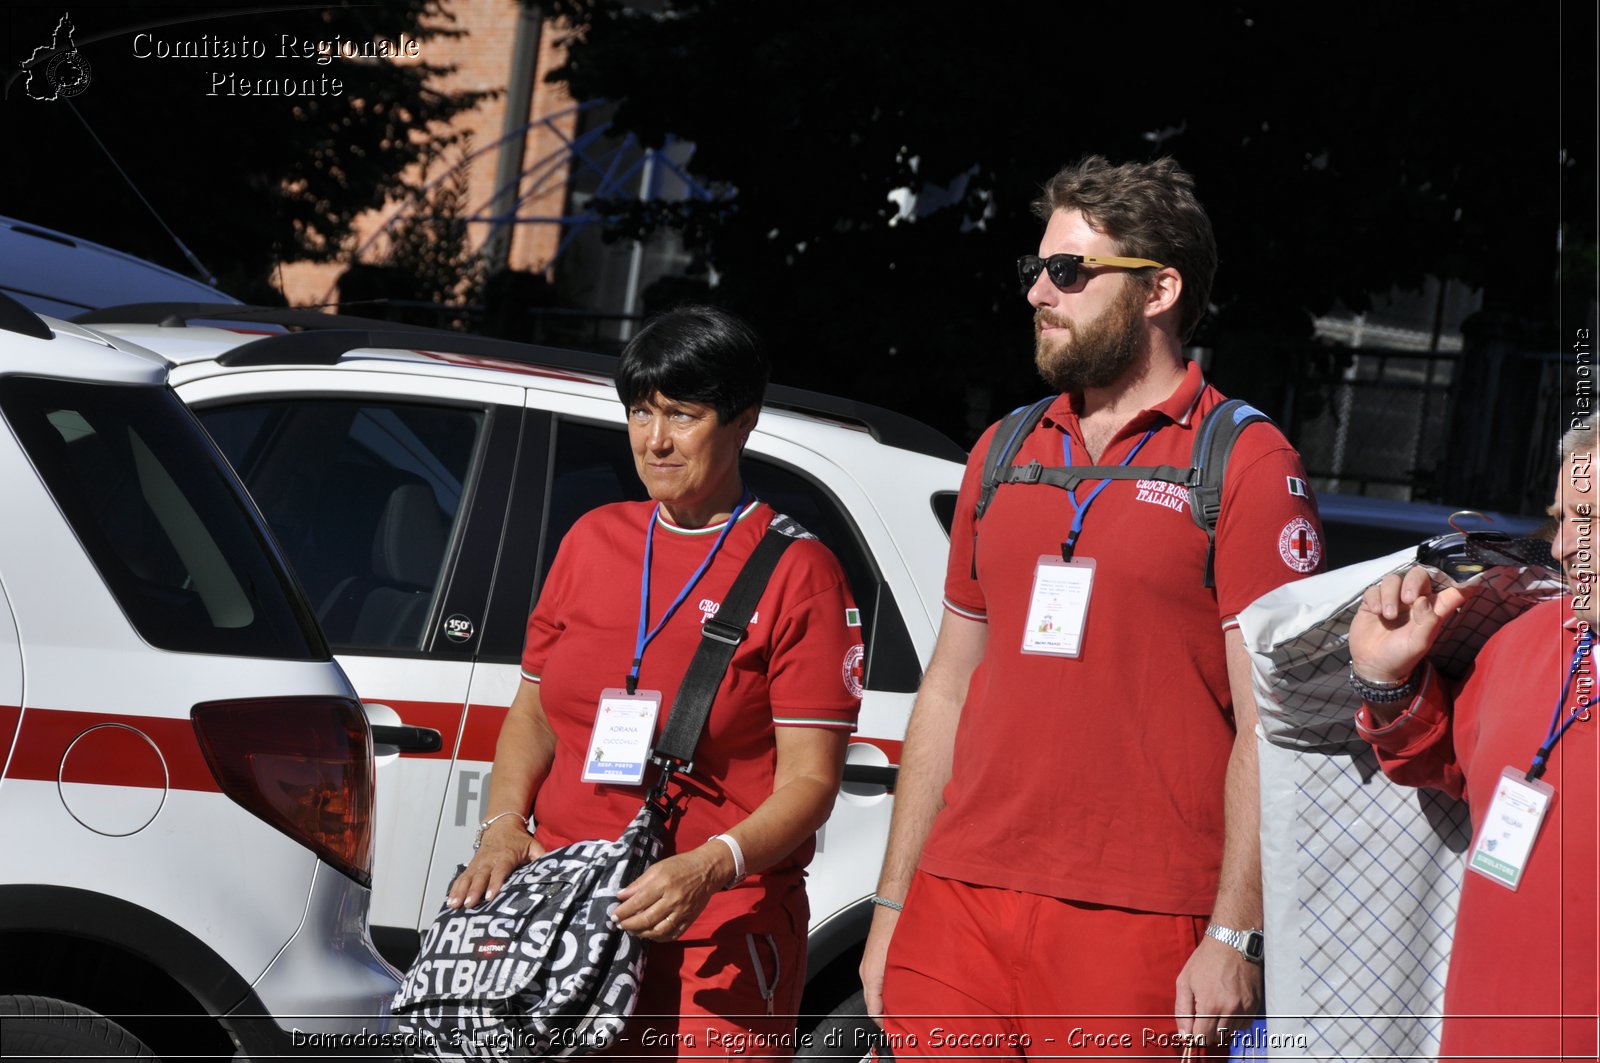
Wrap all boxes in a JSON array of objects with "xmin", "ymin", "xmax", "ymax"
[
  {"xmin": 850, "ymin": 736, "xmax": 904, "ymax": 763},
  {"xmin": 0, "ymin": 704, "xmax": 20, "ymax": 774},
  {"xmin": 456, "ymin": 703, "xmax": 509, "ymax": 763},
  {"xmin": 3, "ymin": 708, "xmax": 221, "ymax": 792}
]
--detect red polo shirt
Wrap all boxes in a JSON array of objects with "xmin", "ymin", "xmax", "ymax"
[
  {"xmin": 521, "ymin": 500, "xmax": 861, "ymax": 936},
  {"xmin": 921, "ymin": 362, "xmax": 1323, "ymax": 914}
]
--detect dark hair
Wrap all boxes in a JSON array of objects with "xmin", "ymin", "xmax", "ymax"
[
  {"xmin": 615, "ymin": 305, "xmax": 770, "ymax": 423},
  {"xmin": 1033, "ymin": 155, "xmax": 1218, "ymax": 342}
]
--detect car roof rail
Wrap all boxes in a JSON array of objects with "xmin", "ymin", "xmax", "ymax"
[
  {"xmin": 217, "ymin": 327, "xmax": 965, "ymax": 461},
  {"xmin": 74, "ymin": 303, "xmax": 966, "ymax": 461},
  {"xmin": 0, "ymin": 291, "xmax": 55, "ymax": 341},
  {"xmin": 71, "ymin": 301, "xmax": 406, "ymax": 331},
  {"xmin": 216, "ymin": 328, "xmax": 620, "ymax": 375},
  {"xmin": 764, "ymin": 382, "xmax": 965, "ymax": 462}
]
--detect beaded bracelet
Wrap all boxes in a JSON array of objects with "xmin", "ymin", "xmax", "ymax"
[{"xmin": 1348, "ymin": 668, "xmax": 1419, "ymax": 704}]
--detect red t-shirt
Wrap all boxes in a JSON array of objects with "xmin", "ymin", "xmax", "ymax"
[
  {"xmin": 521, "ymin": 500, "xmax": 861, "ymax": 935},
  {"xmin": 1358, "ymin": 598, "xmax": 1598, "ymax": 1061},
  {"xmin": 920, "ymin": 362, "xmax": 1324, "ymax": 914}
]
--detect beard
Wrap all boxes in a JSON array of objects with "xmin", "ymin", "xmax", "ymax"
[{"xmin": 1033, "ymin": 279, "xmax": 1146, "ymax": 393}]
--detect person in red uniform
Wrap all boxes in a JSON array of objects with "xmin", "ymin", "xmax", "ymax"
[
  {"xmin": 861, "ymin": 155, "xmax": 1323, "ymax": 1058},
  {"xmin": 448, "ymin": 306, "xmax": 862, "ymax": 1059},
  {"xmin": 1350, "ymin": 426, "xmax": 1598, "ymax": 1062}
]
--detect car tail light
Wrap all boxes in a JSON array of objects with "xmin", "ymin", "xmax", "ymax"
[{"xmin": 192, "ymin": 696, "xmax": 374, "ymax": 887}]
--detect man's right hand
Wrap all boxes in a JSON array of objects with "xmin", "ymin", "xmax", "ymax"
[
  {"xmin": 860, "ymin": 903, "xmax": 901, "ymax": 1026},
  {"xmin": 1349, "ymin": 566, "xmax": 1479, "ymax": 688}
]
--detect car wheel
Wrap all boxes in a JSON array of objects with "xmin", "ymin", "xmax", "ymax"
[
  {"xmin": 0, "ymin": 995, "xmax": 158, "ymax": 1061},
  {"xmin": 797, "ymin": 989, "xmax": 887, "ymax": 1061}
]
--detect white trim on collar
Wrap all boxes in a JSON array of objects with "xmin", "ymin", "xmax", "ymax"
[{"xmin": 655, "ymin": 498, "xmax": 762, "ymax": 535}]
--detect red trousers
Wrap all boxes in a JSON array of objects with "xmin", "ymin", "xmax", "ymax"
[
  {"xmin": 602, "ymin": 899, "xmax": 808, "ymax": 1060},
  {"xmin": 881, "ymin": 872, "xmax": 1216, "ymax": 1059}
]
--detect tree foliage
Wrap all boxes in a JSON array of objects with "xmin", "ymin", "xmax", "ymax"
[
  {"xmin": 2, "ymin": 1, "xmax": 486, "ymax": 301},
  {"xmin": 545, "ymin": 0, "xmax": 1590, "ymax": 445}
]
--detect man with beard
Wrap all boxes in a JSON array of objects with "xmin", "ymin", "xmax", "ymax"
[
  {"xmin": 1349, "ymin": 427, "xmax": 1597, "ymax": 1062},
  {"xmin": 861, "ymin": 156, "xmax": 1323, "ymax": 1058}
]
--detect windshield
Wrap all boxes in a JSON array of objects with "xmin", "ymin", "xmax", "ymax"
[{"xmin": 1, "ymin": 378, "xmax": 326, "ymax": 660}]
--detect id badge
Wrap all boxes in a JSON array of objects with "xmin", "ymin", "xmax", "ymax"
[
  {"xmin": 1020, "ymin": 555, "xmax": 1095, "ymax": 658},
  {"xmin": 1466, "ymin": 765, "xmax": 1555, "ymax": 890},
  {"xmin": 581, "ymin": 688, "xmax": 660, "ymax": 785}
]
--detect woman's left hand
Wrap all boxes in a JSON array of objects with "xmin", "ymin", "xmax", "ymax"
[{"xmin": 613, "ymin": 845, "xmax": 732, "ymax": 941}]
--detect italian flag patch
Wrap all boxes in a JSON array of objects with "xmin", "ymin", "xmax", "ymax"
[
  {"xmin": 1286, "ymin": 476, "xmax": 1308, "ymax": 498},
  {"xmin": 845, "ymin": 608, "xmax": 861, "ymax": 627}
]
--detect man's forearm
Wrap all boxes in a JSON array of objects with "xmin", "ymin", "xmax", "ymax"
[
  {"xmin": 873, "ymin": 613, "xmax": 986, "ymax": 900},
  {"xmin": 874, "ymin": 685, "xmax": 960, "ymax": 900},
  {"xmin": 1209, "ymin": 719, "xmax": 1262, "ymax": 928},
  {"xmin": 1213, "ymin": 629, "xmax": 1263, "ymax": 928}
]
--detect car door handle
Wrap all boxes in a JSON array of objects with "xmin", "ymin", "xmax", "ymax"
[
  {"xmin": 371, "ymin": 724, "xmax": 443, "ymax": 754},
  {"xmin": 841, "ymin": 763, "xmax": 898, "ymax": 791}
]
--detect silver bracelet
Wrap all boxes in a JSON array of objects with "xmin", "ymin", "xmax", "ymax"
[
  {"xmin": 1348, "ymin": 667, "xmax": 1419, "ymax": 704},
  {"xmin": 474, "ymin": 811, "xmax": 529, "ymax": 850},
  {"xmin": 870, "ymin": 894, "xmax": 904, "ymax": 912}
]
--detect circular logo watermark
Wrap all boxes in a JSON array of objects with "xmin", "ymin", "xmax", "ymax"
[
  {"xmin": 46, "ymin": 50, "xmax": 92, "ymax": 98},
  {"xmin": 442, "ymin": 614, "xmax": 475, "ymax": 644}
]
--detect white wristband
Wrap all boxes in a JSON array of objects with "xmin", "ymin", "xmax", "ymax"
[{"xmin": 709, "ymin": 833, "xmax": 747, "ymax": 888}]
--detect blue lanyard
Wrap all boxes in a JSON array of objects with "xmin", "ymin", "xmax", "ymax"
[
  {"xmin": 628, "ymin": 491, "xmax": 749, "ymax": 694},
  {"xmin": 1527, "ymin": 628, "xmax": 1594, "ymax": 782},
  {"xmin": 1059, "ymin": 428, "xmax": 1157, "ymax": 561}
]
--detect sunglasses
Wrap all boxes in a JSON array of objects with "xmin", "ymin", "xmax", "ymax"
[
  {"xmin": 1415, "ymin": 529, "xmax": 1556, "ymax": 586},
  {"xmin": 1018, "ymin": 252, "xmax": 1166, "ymax": 292}
]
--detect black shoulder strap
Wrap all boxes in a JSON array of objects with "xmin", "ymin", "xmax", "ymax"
[
  {"xmin": 971, "ymin": 397, "xmax": 1052, "ymax": 579},
  {"xmin": 975, "ymin": 396, "xmax": 1055, "ymax": 520},
  {"xmin": 652, "ymin": 520, "xmax": 799, "ymax": 767},
  {"xmin": 971, "ymin": 393, "xmax": 1275, "ymax": 588},
  {"xmin": 1187, "ymin": 398, "xmax": 1273, "ymax": 588}
]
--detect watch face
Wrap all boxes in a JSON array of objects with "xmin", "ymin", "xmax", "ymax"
[{"xmin": 1245, "ymin": 931, "xmax": 1265, "ymax": 962}]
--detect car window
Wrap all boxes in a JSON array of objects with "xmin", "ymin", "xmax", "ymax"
[
  {"xmin": 1, "ymin": 379, "xmax": 324, "ymax": 659},
  {"xmin": 542, "ymin": 418, "xmax": 920, "ymax": 692},
  {"xmin": 931, "ymin": 490, "xmax": 957, "ymax": 536},
  {"xmin": 199, "ymin": 400, "xmax": 484, "ymax": 653}
]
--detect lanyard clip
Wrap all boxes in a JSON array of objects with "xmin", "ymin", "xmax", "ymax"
[{"xmin": 1060, "ymin": 537, "xmax": 1076, "ymax": 563}]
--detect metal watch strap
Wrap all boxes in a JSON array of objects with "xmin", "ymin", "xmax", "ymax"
[{"xmin": 1205, "ymin": 922, "xmax": 1265, "ymax": 964}]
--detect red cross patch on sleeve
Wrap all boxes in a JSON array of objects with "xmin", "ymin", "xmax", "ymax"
[{"xmin": 1278, "ymin": 516, "xmax": 1322, "ymax": 573}]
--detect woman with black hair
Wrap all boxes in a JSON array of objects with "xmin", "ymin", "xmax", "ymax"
[{"xmin": 448, "ymin": 305, "xmax": 862, "ymax": 1058}]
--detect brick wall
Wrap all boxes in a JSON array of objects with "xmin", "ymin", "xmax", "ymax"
[{"xmin": 277, "ymin": 0, "xmax": 577, "ymax": 306}]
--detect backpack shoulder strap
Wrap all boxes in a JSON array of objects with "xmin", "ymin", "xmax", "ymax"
[
  {"xmin": 1188, "ymin": 399, "xmax": 1274, "ymax": 588},
  {"xmin": 975, "ymin": 396, "xmax": 1055, "ymax": 521}
]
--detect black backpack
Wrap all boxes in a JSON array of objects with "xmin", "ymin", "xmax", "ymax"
[{"xmin": 973, "ymin": 397, "xmax": 1272, "ymax": 588}]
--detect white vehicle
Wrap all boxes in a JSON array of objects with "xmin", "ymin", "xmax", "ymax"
[
  {"xmin": 75, "ymin": 303, "xmax": 965, "ymax": 1039},
  {"xmin": 0, "ymin": 296, "xmax": 399, "ymax": 1058},
  {"xmin": 0, "ymin": 216, "xmax": 239, "ymax": 318}
]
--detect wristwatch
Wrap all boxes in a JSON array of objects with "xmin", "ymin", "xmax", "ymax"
[{"xmin": 1205, "ymin": 922, "xmax": 1265, "ymax": 964}]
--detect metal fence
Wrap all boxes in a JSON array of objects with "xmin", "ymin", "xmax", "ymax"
[{"xmin": 1287, "ymin": 344, "xmax": 1561, "ymax": 514}]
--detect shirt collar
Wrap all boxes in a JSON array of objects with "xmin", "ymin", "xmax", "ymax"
[{"xmin": 1047, "ymin": 360, "xmax": 1208, "ymax": 431}]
